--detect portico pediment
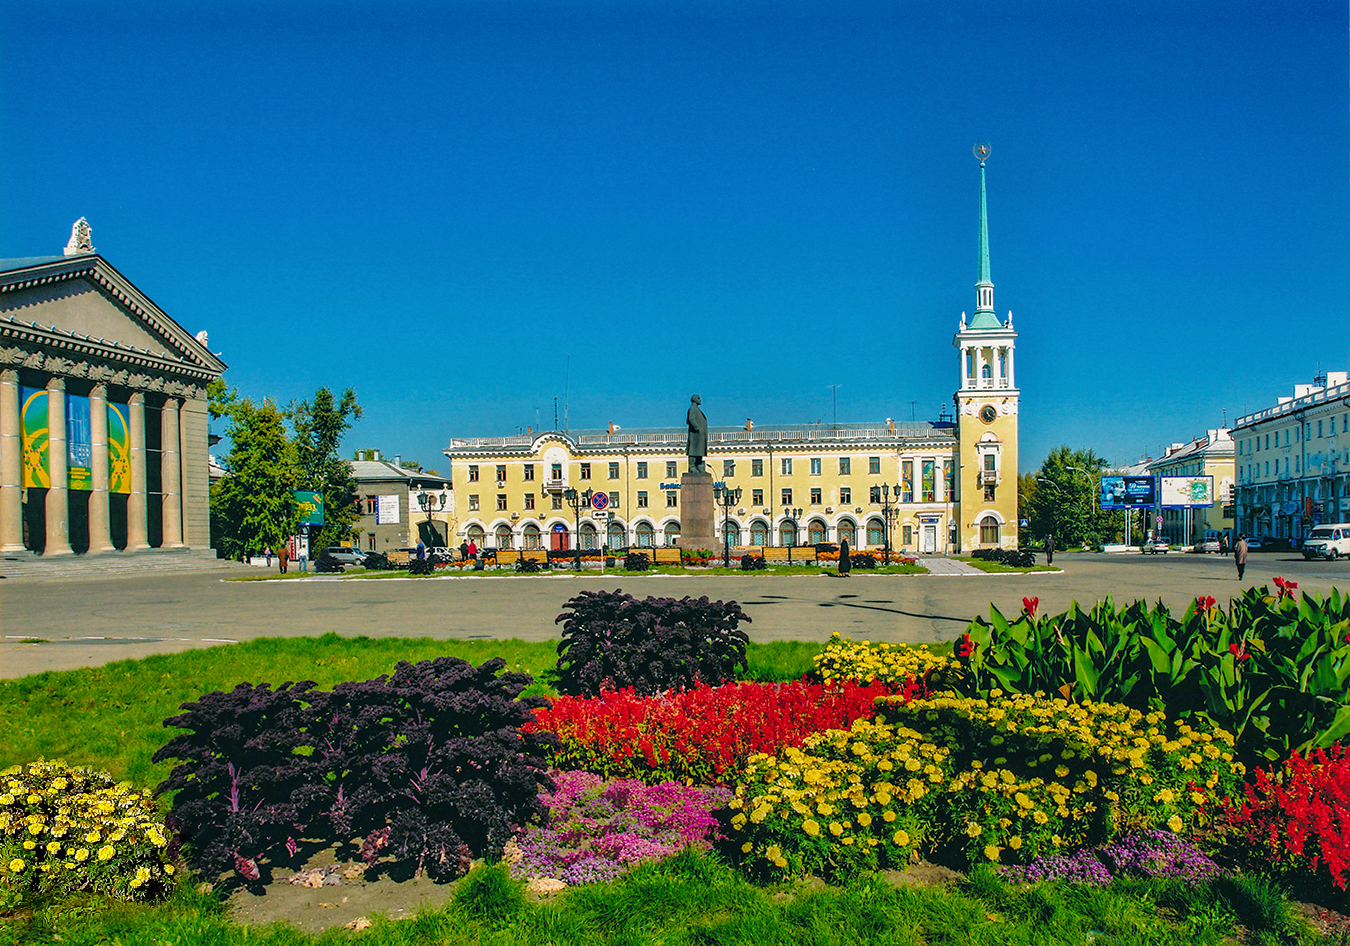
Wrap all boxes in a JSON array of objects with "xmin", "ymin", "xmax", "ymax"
[{"xmin": 0, "ymin": 255, "xmax": 226, "ymax": 382}]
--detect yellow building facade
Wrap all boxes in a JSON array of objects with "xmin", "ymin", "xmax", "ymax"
[{"xmin": 443, "ymin": 154, "xmax": 1020, "ymax": 555}]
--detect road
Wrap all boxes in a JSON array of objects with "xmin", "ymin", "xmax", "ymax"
[{"xmin": 1, "ymin": 551, "xmax": 1345, "ymax": 678}]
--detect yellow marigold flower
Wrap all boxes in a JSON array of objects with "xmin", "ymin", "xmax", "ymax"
[
  {"xmin": 857, "ymin": 813, "xmax": 872, "ymax": 827},
  {"xmin": 803, "ymin": 819, "xmax": 821, "ymax": 837},
  {"xmin": 965, "ymin": 822, "xmax": 982, "ymax": 838},
  {"xmin": 882, "ymin": 810, "xmax": 897, "ymax": 823},
  {"xmin": 75, "ymin": 848, "xmax": 88, "ymax": 862},
  {"xmin": 165, "ymin": 864, "xmax": 175, "ymax": 875},
  {"xmin": 1015, "ymin": 792, "xmax": 1034, "ymax": 810},
  {"xmin": 766, "ymin": 845, "xmax": 782, "ymax": 861},
  {"xmin": 26, "ymin": 794, "xmax": 40, "ymax": 804},
  {"xmin": 829, "ymin": 822, "xmax": 844, "ymax": 836},
  {"xmin": 46, "ymin": 841, "xmax": 60, "ymax": 854},
  {"xmin": 97, "ymin": 845, "xmax": 114, "ymax": 861},
  {"xmin": 27, "ymin": 823, "xmax": 42, "ymax": 835},
  {"xmin": 984, "ymin": 844, "xmax": 1002, "ymax": 862},
  {"xmin": 817, "ymin": 802, "xmax": 835, "ymax": 816},
  {"xmin": 1009, "ymin": 836, "xmax": 1023, "ymax": 850},
  {"xmin": 1167, "ymin": 815, "xmax": 1184, "ymax": 833},
  {"xmin": 741, "ymin": 842, "xmax": 753, "ymax": 853},
  {"xmin": 84, "ymin": 830, "xmax": 100, "ymax": 843},
  {"xmin": 22, "ymin": 840, "xmax": 35, "ymax": 850},
  {"xmin": 774, "ymin": 856, "xmax": 788, "ymax": 868},
  {"xmin": 1033, "ymin": 811, "xmax": 1049, "ymax": 825},
  {"xmin": 9, "ymin": 858, "xmax": 25, "ymax": 872},
  {"xmin": 1052, "ymin": 835, "xmax": 1063, "ymax": 846},
  {"xmin": 1154, "ymin": 788, "xmax": 1175, "ymax": 804}
]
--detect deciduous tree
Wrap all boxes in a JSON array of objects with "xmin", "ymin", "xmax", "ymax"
[{"xmin": 291, "ymin": 388, "xmax": 363, "ymax": 551}]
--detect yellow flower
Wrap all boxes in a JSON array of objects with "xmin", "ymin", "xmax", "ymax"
[
  {"xmin": 1033, "ymin": 811, "xmax": 1049, "ymax": 825},
  {"xmin": 892, "ymin": 830, "xmax": 910, "ymax": 846},
  {"xmin": 984, "ymin": 844, "xmax": 1003, "ymax": 862},
  {"xmin": 766, "ymin": 845, "xmax": 782, "ymax": 861},
  {"xmin": 1167, "ymin": 815, "xmax": 1184, "ymax": 833},
  {"xmin": 97, "ymin": 845, "xmax": 114, "ymax": 861},
  {"xmin": 965, "ymin": 822, "xmax": 982, "ymax": 838},
  {"xmin": 75, "ymin": 848, "xmax": 88, "ymax": 862},
  {"xmin": 774, "ymin": 856, "xmax": 788, "ymax": 868},
  {"xmin": 1154, "ymin": 788, "xmax": 1174, "ymax": 804},
  {"xmin": 8, "ymin": 859, "xmax": 24, "ymax": 872},
  {"xmin": 829, "ymin": 822, "xmax": 844, "ymax": 836},
  {"xmin": 882, "ymin": 810, "xmax": 896, "ymax": 823},
  {"xmin": 22, "ymin": 840, "xmax": 35, "ymax": 850},
  {"xmin": 0, "ymin": 794, "xmax": 12, "ymax": 805},
  {"xmin": 803, "ymin": 819, "xmax": 821, "ymax": 837},
  {"xmin": 857, "ymin": 813, "xmax": 872, "ymax": 827},
  {"xmin": 1008, "ymin": 836, "xmax": 1022, "ymax": 850},
  {"xmin": 741, "ymin": 842, "xmax": 753, "ymax": 853},
  {"xmin": 46, "ymin": 841, "xmax": 60, "ymax": 854},
  {"xmin": 84, "ymin": 830, "xmax": 100, "ymax": 843},
  {"xmin": 165, "ymin": 864, "xmax": 175, "ymax": 875}
]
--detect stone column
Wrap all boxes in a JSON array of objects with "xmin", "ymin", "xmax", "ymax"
[
  {"xmin": 0, "ymin": 369, "xmax": 22, "ymax": 552},
  {"xmin": 87, "ymin": 383, "xmax": 114, "ymax": 553},
  {"xmin": 161, "ymin": 397, "xmax": 184, "ymax": 548},
  {"xmin": 126, "ymin": 393, "xmax": 149, "ymax": 551},
  {"xmin": 44, "ymin": 376, "xmax": 72, "ymax": 555},
  {"xmin": 1006, "ymin": 346, "xmax": 1015, "ymax": 387}
]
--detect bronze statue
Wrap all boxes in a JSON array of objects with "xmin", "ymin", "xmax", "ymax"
[{"xmin": 686, "ymin": 394, "xmax": 708, "ymax": 472}]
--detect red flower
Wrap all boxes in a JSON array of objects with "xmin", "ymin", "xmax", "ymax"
[
  {"xmin": 1229, "ymin": 641, "xmax": 1251, "ymax": 663},
  {"xmin": 1196, "ymin": 595, "xmax": 1217, "ymax": 610},
  {"xmin": 1273, "ymin": 576, "xmax": 1299, "ymax": 599},
  {"xmin": 955, "ymin": 633, "xmax": 976, "ymax": 659},
  {"xmin": 1022, "ymin": 596, "xmax": 1039, "ymax": 618}
]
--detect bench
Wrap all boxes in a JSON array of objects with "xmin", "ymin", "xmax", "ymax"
[
  {"xmin": 760, "ymin": 546, "xmax": 820, "ymax": 564},
  {"xmin": 517, "ymin": 549, "xmax": 548, "ymax": 564}
]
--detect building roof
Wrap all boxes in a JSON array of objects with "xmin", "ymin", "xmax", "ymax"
[
  {"xmin": 1234, "ymin": 372, "xmax": 1350, "ymax": 429},
  {"xmin": 351, "ymin": 459, "xmax": 450, "ymax": 487},
  {"xmin": 1147, "ymin": 429, "xmax": 1233, "ymax": 472},
  {"xmin": 0, "ymin": 256, "xmax": 64, "ymax": 273}
]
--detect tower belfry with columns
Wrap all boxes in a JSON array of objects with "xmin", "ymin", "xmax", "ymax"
[{"xmin": 954, "ymin": 143, "xmax": 1020, "ymax": 549}]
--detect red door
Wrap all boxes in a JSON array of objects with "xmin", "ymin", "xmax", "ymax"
[{"xmin": 551, "ymin": 525, "xmax": 569, "ymax": 551}]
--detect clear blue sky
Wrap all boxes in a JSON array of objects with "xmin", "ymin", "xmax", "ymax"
[{"xmin": 3, "ymin": 0, "xmax": 1345, "ymax": 473}]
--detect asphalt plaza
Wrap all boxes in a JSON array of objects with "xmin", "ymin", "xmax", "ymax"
[{"xmin": 2, "ymin": 552, "xmax": 1347, "ymax": 679}]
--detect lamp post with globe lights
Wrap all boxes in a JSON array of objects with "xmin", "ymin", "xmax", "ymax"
[{"xmin": 714, "ymin": 484, "xmax": 742, "ymax": 568}]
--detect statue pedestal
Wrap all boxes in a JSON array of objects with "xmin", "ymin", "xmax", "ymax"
[{"xmin": 679, "ymin": 470, "xmax": 716, "ymax": 553}]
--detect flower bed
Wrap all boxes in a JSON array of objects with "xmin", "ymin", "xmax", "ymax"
[
  {"xmin": 529, "ymin": 678, "xmax": 900, "ymax": 786},
  {"xmin": 813, "ymin": 633, "xmax": 953, "ymax": 686},
  {"xmin": 0, "ymin": 760, "xmax": 175, "ymax": 906},
  {"xmin": 1001, "ymin": 829, "xmax": 1224, "ymax": 886},
  {"xmin": 508, "ymin": 770, "xmax": 729, "ymax": 886}
]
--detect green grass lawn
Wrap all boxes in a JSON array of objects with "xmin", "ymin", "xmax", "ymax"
[
  {"xmin": 955, "ymin": 557, "xmax": 1056, "ymax": 574},
  {"xmin": 0, "ymin": 636, "xmax": 822, "ymax": 791},
  {"xmin": 6, "ymin": 849, "xmax": 1333, "ymax": 946}
]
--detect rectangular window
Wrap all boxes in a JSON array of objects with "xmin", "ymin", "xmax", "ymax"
[
  {"xmin": 468, "ymin": 465, "xmax": 480, "ymax": 482},
  {"xmin": 1265, "ymin": 434, "xmax": 1269, "ymax": 450},
  {"xmin": 637, "ymin": 491, "xmax": 648, "ymax": 508},
  {"xmin": 496, "ymin": 494, "xmax": 507, "ymax": 511},
  {"xmin": 902, "ymin": 460, "xmax": 913, "ymax": 503},
  {"xmin": 752, "ymin": 459, "xmax": 764, "ymax": 477},
  {"xmin": 944, "ymin": 460, "xmax": 955, "ymax": 501},
  {"xmin": 552, "ymin": 494, "xmax": 562, "ymax": 509},
  {"xmin": 984, "ymin": 453, "xmax": 995, "ymax": 473},
  {"xmin": 984, "ymin": 484, "xmax": 996, "ymax": 502},
  {"xmin": 524, "ymin": 493, "xmax": 535, "ymax": 510},
  {"xmin": 1344, "ymin": 415, "xmax": 1347, "ymax": 432},
  {"xmin": 781, "ymin": 488, "xmax": 792, "ymax": 506},
  {"xmin": 523, "ymin": 464, "xmax": 535, "ymax": 481},
  {"xmin": 608, "ymin": 491, "xmax": 619, "ymax": 508},
  {"xmin": 840, "ymin": 487, "xmax": 851, "ymax": 505},
  {"xmin": 666, "ymin": 461, "xmax": 677, "ymax": 478},
  {"xmin": 368, "ymin": 534, "xmax": 376, "ymax": 551},
  {"xmin": 468, "ymin": 494, "xmax": 479, "ymax": 511},
  {"xmin": 365, "ymin": 496, "xmax": 377, "ymax": 514},
  {"xmin": 839, "ymin": 457, "xmax": 851, "ymax": 475},
  {"xmin": 609, "ymin": 462, "xmax": 619, "ymax": 479},
  {"xmin": 723, "ymin": 459, "xmax": 735, "ymax": 477},
  {"xmin": 810, "ymin": 487, "xmax": 822, "ymax": 504},
  {"xmin": 551, "ymin": 463, "xmax": 562, "ymax": 481},
  {"xmin": 922, "ymin": 460, "xmax": 936, "ymax": 503},
  {"xmin": 902, "ymin": 525, "xmax": 912, "ymax": 545},
  {"xmin": 752, "ymin": 488, "xmax": 764, "ymax": 506},
  {"xmin": 781, "ymin": 458, "xmax": 793, "ymax": 476},
  {"xmin": 870, "ymin": 486, "xmax": 881, "ymax": 503},
  {"xmin": 496, "ymin": 464, "xmax": 506, "ymax": 482},
  {"xmin": 579, "ymin": 463, "xmax": 591, "ymax": 480},
  {"xmin": 1319, "ymin": 420, "xmax": 1324, "ymax": 438},
  {"xmin": 637, "ymin": 461, "xmax": 648, "ymax": 479},
  {"xmin": 810, "ymin": 458, "xmax": 821, "ymax": 476},
  {"xmin": 666, "ymin": 491, "xmax": 678, "ymax": 508},
  {"xmin": 869, "ymin": 456, "xmax": 881, "ymax": 475}
]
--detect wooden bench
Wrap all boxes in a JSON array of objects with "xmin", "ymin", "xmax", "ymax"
[
  {"xmin": 760, "ymin": 546, "xmax": 818, "ymax": 565},
  {"xmin": 651, "ymin": 548, "xmax": 683, "ymax": 566},
  {"xmin": 517, "ymin": 549, "xmax": 548, "ymax": 564}
]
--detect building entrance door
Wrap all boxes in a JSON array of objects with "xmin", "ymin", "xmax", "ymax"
[
  {"xmin": 551, "ymin": 523, "xmax": 569, "ymax": 551},
  {"xmin": 922, "ymin": 524, "xmax": 937, "ymax": 553}
]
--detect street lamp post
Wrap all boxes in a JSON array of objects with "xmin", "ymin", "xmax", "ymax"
[
  {"xmin": 416, "ymin": 490, "xmax": 447, "ymax": 549},
  {"xmin": 563, "ymin": 487, "xmax": 593, "ymax": 571},
  {"xmin": 872, "ymin": 483, "xmax": 901, "ymax": 563},
  {"xmin": 714, "ymin": 484, "xmax": 742, "ymax": 568}
]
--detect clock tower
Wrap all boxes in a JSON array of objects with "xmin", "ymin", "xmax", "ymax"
[{"xmin": 954, "ymin": 143, "xmax": 1019, "ymax": 549}]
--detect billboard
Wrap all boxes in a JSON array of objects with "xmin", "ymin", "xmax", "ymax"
[
  {"xmin": 295, "ymin": 491, "xmax": 325, "ymax": 525},
  {"xmin": 1160, "ymin": 476, "xmax": 1214, "ymax": 508},
  {"xmin": 376, "ymin": 494, "xmax": 400, "ymax": 524},
  {"xmin": 1100, "ymin": 476, "xmax": 1156, "ymax": 509}
]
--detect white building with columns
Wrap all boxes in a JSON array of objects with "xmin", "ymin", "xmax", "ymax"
[{"xmin": 0, "ymin": 221, "xmax": 226, "ymax": 556}]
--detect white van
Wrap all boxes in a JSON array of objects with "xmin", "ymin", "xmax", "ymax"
[{"xmin": 1302, "ymin": 524, "xmax": 1350, "ymax": 561}]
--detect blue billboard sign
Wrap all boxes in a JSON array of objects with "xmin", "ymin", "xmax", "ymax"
[{"xmin": 1101, "ymin": 475, "xmax": 1157, "ymax": 509}]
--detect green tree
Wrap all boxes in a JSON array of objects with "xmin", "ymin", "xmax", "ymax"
[
  {"xmin": 291, "ymin": 387, "xmax": 363, "ymax": 551},
  {"xmin": 210, "ymin": 397, "xmax": 300, "ymax": 561},
  {"xmin": 1017, "ymin": 472, "xmax": 1039, "ymax": 546},
  {"xmin": 1028, "ymin": 446, "xmax": 1114, "ymax": 547}
]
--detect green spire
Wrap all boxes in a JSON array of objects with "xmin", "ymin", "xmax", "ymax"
[{"xmin": 968, "ymin": 147, "xmax": 1000, "ymax": 329}]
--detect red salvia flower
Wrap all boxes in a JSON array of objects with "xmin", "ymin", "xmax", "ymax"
[
  {"xmin": 955, "ymin": 633, "xmax": 976, "ymax": 658},
  {"xmin": 1022, "ymin": 596, "xmax": 1039, "ymax": 618}
]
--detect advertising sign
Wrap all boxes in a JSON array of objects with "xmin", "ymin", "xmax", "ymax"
[
  {"xmin": 295, "ymin": 491, "xmax": 325, "ymax": 525},
  {"xmin": 1159, "ymin": 476, "xmax": 1214, "ymax": 508},
  {"xmin": 19, "ymin": 387, "xmax": 48, "ymax": 488},
  {"xmin": 65, "ymin": 393, "xmax": 92, "ymax": 490},
  {"xmin": 107, "ymin": 403, "xmax": 131, "ymax": 494},
  {"xmin": 1100, "ymin": 476, "xmax": 1157, "ymax": 509},
  {"xmin": 376, "ymin": 493, "xmax": 400, "ymax": 524}
]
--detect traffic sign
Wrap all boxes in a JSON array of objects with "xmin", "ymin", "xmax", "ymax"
[
  {"xmin": 592, "ymin": 492, "xmax": 610, "ymax": 510},
  {"xmin": 1155, "ymin": 514, "xmax": 1163, "ymax": 528}
]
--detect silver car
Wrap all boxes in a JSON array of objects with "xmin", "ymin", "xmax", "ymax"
[{"xmin": 323, "ymin": 546, "xmax": 367, "ymax": 565}]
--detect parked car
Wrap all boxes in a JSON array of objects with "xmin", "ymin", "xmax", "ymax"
[
  {"xmin": 1198, "ymin": 538, "xmax": 1221, "ymax": 553},
  {"xmin": 1141, "ymin": 538, "xmax": 1171, "ymax": 555},
  {"xmin": 1245, "ymin": 537, "xmax": 1264, "ymax": 551},
  {"xmin": 323, "ymin": 546, "xmax": 367, "ymax": 565},
  {"xmin": 1303, "ymin": 524, "xmax": 1350, "ymax": 560}
]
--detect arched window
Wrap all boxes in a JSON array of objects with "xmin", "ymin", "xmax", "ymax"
[
  {"xmin": 837, "ymin": 520, "xmax": 856, "ymax": 548},
  {"xmin": 866, "ymin": 518, "xmax": 885, "ymax": 547},
  {"xmin": 980, "ymin": 515, "xmax": 1000, "ymax": 545},
  {"xmin": 780, "ymin": 520, "xmax": 797, "ymax": 547},
  {"xmin": 468, "ymin": 524, "xmax": 486, "ymax": 545},
  {"xmin": 808, "ymin": 520, "xmax": 827, "ymax": 545},
  {"xmin": 523, "ymin": 523, "xmax": 542, "ymax": 550},
  {"xmin": 494, "ymin": 525, "xmax": 513, "ymax": 550},
  {"xmin": 750, "ymin": 520, "xmax": 768, "ymax": 546},
  {"xmin": 635, "ymin": 522, "xmax": 654, "ymax": 547},
  {"xmin": 580, "ymin": 523, "xmax": 598, "ymax": 549},
  {"xmin": 723, "ymin": 522, "xmax": 741, "ymax": 547},
  {"xmin": 664, "ymin": 522, "xmax": 681, "ymax": 546},
  {"xmin": 607, "ymin": 522, "xmax": 625, "ymax": 548}
]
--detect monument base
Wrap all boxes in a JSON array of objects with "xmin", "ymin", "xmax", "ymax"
[{"xmin": 679, "ymin": 469, "xmax": 716, "ymax": 553}]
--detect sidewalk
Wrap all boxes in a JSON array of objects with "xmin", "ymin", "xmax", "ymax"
[{"xmin": 920, "ymin": 557, "xmax": 986, "ymax": 576}]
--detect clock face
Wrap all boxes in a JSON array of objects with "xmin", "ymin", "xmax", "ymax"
[{"xmin": 979, "ymin": 405, "xmax": 997, "ymax": 424}]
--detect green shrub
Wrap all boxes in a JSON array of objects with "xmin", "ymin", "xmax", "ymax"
[
  {"xmin": 0, "ymin": 760, "xmax": 175, "ymax": 907},
  {"xmin": 515, "ymin": 558, "xmax": 546, "ymax": 574},
  {"xmin": 453, "ymin": 862, "xmax": 527, "ymax": 922},
  {"xmin": 740, "ymin": 555, "xmax": 766, "ymax": 571},
  {"xmin": 408, "ymin": 558, "xmax": 434, "ymax": 576},
  {"xmin": 624, "ymin": 551, "xmax": 651, "ymax": 572}
]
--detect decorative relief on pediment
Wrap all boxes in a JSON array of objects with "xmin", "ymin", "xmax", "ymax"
[
  {"xmin": 88, "ymin": 364, "xmax": 114, "ymax": 382},
  {"xmin": 44, "ymin": 356, "xmax": 77, "ymax": 375},
  {"xmin": 22, "ymin": 351, "xmax": 45, "ymax": 369},
  {"xmin": 0, "ymin": 345, "xmax": 26, "ymax": 365},
  {"xmin": 64, "ymin": 218, "xmax": 96, "ymax": 257},
  {"xmin": 110, "ymin": 369, "xmax": 130, "ymax": 386}
]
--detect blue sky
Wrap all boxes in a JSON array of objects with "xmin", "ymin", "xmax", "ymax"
[{"xmin": 2, "ymin": 0, "xmax": 1345, "ymax": 473}]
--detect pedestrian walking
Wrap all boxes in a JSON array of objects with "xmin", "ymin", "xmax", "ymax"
[
  {"xmin": 1045, "ymin": 533, "xmax": 1055, "ymax": 565},
  {"xmin": 1234, "ymin": 533, "xmax": 1249, "ymax": 581},
  {"xmin": 416, "ymin": 540, "xmax": 426, "ymax": 561},
  {"xmin": 466, "ymin": 539, "xmax": 478, "ymax": 560},
  {"xmin": 298, "ymin": 547, "xmax": 308, "ymax": 573},
  {"xmin": 278, "ymin": 545, "xmax": 289, "ymax": 574},
  {"xmin": 459, "ymin": 541, "xmax": 469, "ymax": 561},
  {"xmin": 265, "ymin": 547, "xmax": 272, "ymax": 567},
  {"xmin": 839, "ymin": 538, "xmax": 851, "ymax": 576}
]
